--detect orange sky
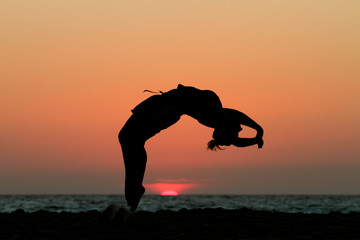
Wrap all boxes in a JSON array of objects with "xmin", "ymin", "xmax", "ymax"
[{"xmin": 1, "ymin": 1, "xmax": 359, "ymax": 194}]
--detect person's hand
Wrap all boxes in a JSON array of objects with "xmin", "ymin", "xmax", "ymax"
[
  {"xmin": 257, "ymin": 138, "xmax": 264, "ymax": 149},
  {"xmin": 255, "ymin": 128, "xmax": 263, "ymax": 140},
  {"xmin": 255, "ymin": 128, "xmax": 264, "ymax": 149}
]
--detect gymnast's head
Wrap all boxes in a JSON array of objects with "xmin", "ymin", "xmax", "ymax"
[{"xmin": 207, "ymin": 110, "xmax": 242, "ymax": 151}]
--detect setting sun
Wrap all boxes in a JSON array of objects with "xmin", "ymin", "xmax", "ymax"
[
  {"xmin": 144, "ymin": 183, "xmax": 196, "ymax": 195},
  {"xmin": 161, "ymin": 190, "xmax": 179, "ymax": 196}
]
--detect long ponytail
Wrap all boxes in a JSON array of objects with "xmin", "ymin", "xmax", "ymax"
[{"xmin": 207, "ymin": 139, "xmax": 225, "ymax": 151}]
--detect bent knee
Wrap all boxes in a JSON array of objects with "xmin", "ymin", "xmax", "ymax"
[{"xmin": 119, "ymin": 128, "xmax": 145, "ymax": 147}]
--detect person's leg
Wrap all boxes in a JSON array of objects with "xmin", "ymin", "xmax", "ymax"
[
  {"xmin": 118, "ymin": 109, "xmax": 181, "ymax": 211},
  {"xmin": 119, "ymin": 125, "xmax": 147, "ymax": 211},
  {"xmin": 121, "ymin": 142, "xmax": 146, "ymax": 211},
  {"xmin": 119, "ymin": 115, "xmax": 149, "ymax": 211}
]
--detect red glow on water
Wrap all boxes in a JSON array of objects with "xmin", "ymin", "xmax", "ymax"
[{"xmin": 161, "ymin": 190, "xmax": 179, "ymax": 196}]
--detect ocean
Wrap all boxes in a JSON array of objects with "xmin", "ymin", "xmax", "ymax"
[{"xmin": 0, "ymin": 195, "xmax": 359, "ymax": 214}]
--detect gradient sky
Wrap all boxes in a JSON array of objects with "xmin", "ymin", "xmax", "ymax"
[{"xmin": 1, "ymin": 1, "xmax": 359, "ymax": 194}]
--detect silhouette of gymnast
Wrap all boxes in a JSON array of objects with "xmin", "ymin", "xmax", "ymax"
[{"xmin": 119, "ymin": 84, "xmax": 264, "ymax": 211}]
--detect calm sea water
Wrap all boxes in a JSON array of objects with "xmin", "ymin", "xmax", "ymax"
[{"xmin": 0, "ymin": 195, "xmax": 359, "ymax": 214}]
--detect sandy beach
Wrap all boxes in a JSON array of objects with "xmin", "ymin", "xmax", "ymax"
[{"xmin": 1, "ymin": 208, "xmax": 359, "ymax": 239}]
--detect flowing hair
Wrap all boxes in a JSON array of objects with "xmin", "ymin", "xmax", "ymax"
[{"xmin": 207, "ymin": 139, "xmax": 225, "ymax": 151}]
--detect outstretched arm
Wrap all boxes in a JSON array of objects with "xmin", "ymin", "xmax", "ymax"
[
  {"xmin": 235, "ymin": 111, "xmax": 263, "ymax": 138},
  {"xmin": 232, "ymin": 137, "xmax": 259, "ymax": 148},
  {"xmin": 223, "ymin": 108, "xmax": 264, "ymax": 148}
]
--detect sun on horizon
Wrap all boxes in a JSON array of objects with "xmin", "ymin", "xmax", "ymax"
[{"xmin": 144, "ymin": 183, "xmax": 196, "ymax": 195}]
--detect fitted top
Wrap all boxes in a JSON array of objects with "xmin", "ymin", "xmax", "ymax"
[{"xmin": 131, "ymin": 84, "xmax": 223, "ymax": 129}]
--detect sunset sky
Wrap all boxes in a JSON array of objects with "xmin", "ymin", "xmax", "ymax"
[{"xmin": 1, "ymin": 1, "xmax": 359, "ymax": 194}]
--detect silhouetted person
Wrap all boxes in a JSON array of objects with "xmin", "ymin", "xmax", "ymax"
[{"xmin": 119, "ymin": 84, "xmax": 264, "ymax": 211}]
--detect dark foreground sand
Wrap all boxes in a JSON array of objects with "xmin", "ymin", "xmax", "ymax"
[{"xmin": 1, "ymin": 208, "xmax": 359, "ymax": 240}]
